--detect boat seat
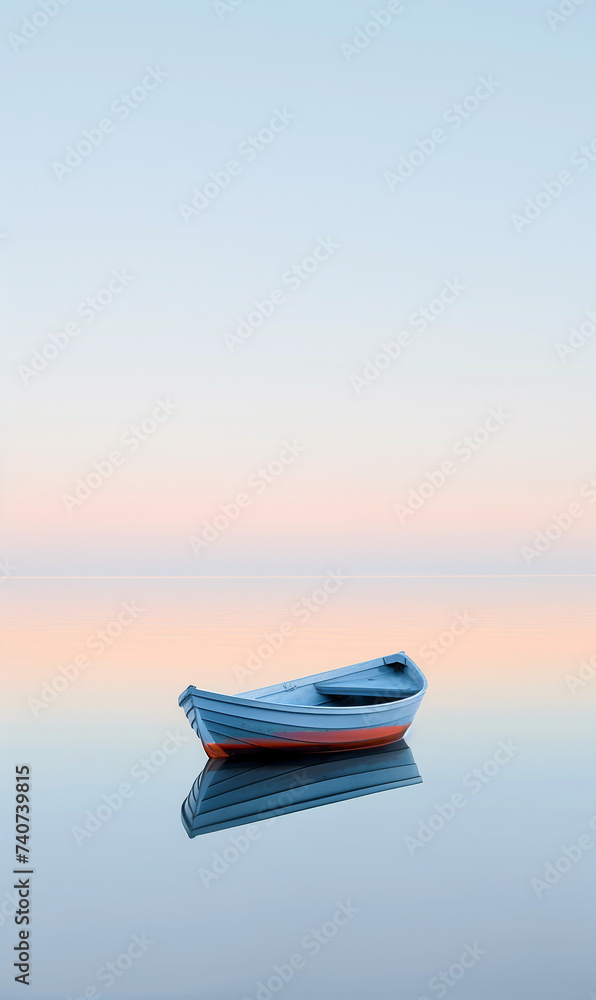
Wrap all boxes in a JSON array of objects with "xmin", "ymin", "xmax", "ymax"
[{"xmin": 315, "ymin": 667, "xmax": 419, "ymax": 700}]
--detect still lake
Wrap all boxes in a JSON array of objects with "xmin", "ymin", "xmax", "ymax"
[{"xmin": 1, "ymin": 576, "xmax": 594, "ymax": 999}]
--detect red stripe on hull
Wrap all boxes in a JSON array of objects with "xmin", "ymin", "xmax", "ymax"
[{"xmin": 202, "ymin": 724, "xmax": 410, "ymax": 756}]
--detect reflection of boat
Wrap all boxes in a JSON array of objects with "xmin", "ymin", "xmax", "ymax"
[
  {"xmin": 179, "ymin": 652, "xmax": 427, "ymax": 757},
  {"xmin": 181, "ymin": 740, "xmax": 422, "ymax": 836}
]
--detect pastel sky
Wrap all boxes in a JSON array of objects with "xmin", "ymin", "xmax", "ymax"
[
  {"xmin": 2, "ymin": 0, "xmax": 596, "ymax": 576},
  {"xmin": 3, "ymin": 11, "xmax": 596, "ymax": 998}
]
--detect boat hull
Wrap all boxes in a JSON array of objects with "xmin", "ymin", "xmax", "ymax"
[{"xmin": 179, "ymin": 658, "xmax": 426, "ymax": 757}]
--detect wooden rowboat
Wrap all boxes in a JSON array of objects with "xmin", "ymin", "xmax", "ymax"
[
  {"xmin": 182, "ymin": 740, "xmax": 422, "ymax": 836},
  {"xmin": 179, "ymin": 652, "xmax": 427, "ymax": 758}
]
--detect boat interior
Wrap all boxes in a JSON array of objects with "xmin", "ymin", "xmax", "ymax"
[{"xmin": 250, "ymin": 655, "xmax": 423, "ymax": 707}]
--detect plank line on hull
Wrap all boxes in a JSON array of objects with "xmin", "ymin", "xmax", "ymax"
[
  {"xmin": 199, "ymin": 716, "xmax": 282, "ymax": 741},
  {"xmin": 203, "ymin": 730, "xmax": 263, "ymax": 751},
  {"xmin": 199, "ymin": 706, "xmax": 330, "ymax": 735}
]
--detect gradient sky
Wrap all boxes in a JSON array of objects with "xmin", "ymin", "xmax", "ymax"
[
  {"xmin": 2, "ymin": 9, "xmax": 596, "ymax": 998},
  {"xmin": 2, "ymin": 0, "xmax": 596, "ymax": 577}
]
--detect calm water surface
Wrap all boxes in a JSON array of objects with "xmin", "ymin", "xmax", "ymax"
[{"xmin": 1, "ymin": 577, "xmax": 594, "ymax": 999}]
